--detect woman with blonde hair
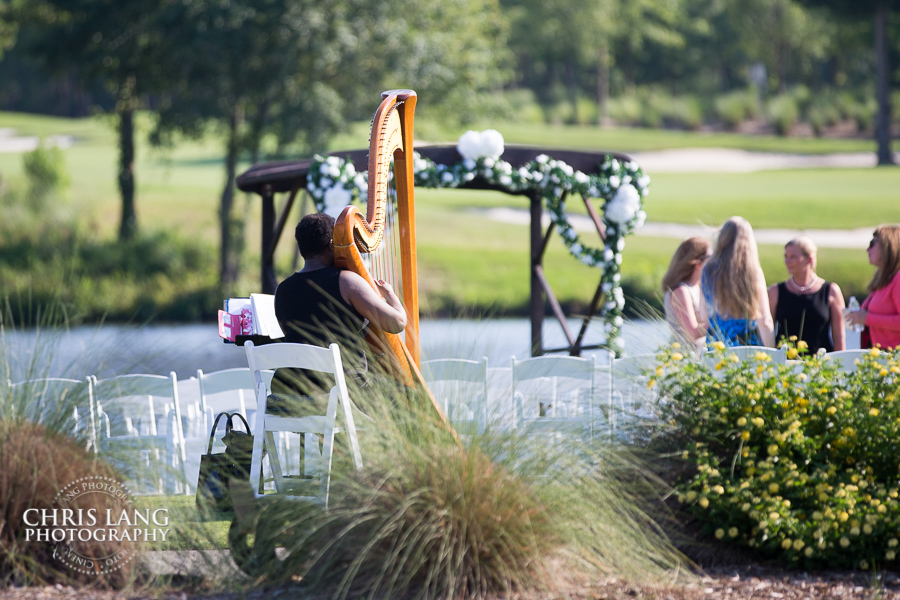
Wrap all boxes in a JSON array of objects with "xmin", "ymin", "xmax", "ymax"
[
  {"xmin": 767, "ymin": 236, "xmax": 845, "ymax": 353},
  {"xmin": 701, "ymin": 217, "xmax": 775, "ymax": 347},
  {"xmin": 846, "ymin": 225, "xmax": 900, "ymax": 349},
  {"xmin": 662, "ymin": 237, "xmax": 711, "ymax": 348}
]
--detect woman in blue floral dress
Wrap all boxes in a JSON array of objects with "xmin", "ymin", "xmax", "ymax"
[{"xmin": 700, "ymin": 217, "xmax": 775, "ymax": 347}]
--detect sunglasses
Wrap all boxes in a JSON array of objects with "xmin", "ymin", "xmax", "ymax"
[{"xmin": 869, "ymin": 238, "xmax": 879, "ymax": 249}]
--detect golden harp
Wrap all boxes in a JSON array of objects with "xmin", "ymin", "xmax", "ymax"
[{"xmin": 332, "ymin": 89, "xmax": 424, "ymax": 388}]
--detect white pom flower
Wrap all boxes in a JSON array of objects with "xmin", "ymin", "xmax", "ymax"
[
  {"xmin": 605, "ymin": 184, "xmax": 641, "ymax": 225},
  {"xmin": 604, "ymin": 248, "xmax": 614, "ymax": 262},
  {"xmin": 574, "ymin": 171, "xmax": 589, "ymax": 184},
  {"xmin": 463, "ymin": 158, "xmax": 476, "ymax": 171},
  {"xmin": 536, "ymin": 154, "xmax": 549, "ymax": 164},
  {"xmin": 323, "ymin": 184, "xmax": 352, "ymax": 218},
  {"xmin": 610, "ymin": 159, "xmax": 620, "ymax": 171},
  {"xmin": 441, "ymin": 172, "xmax": 454, "ymax": 184},
  {"xmin": 609, "ymin": 175, "xmax": 621, "ymax": 189},
  {"xmin": 480, "ymin": 129, "xmax": 505, "ymax": 159},
  {"xmin": 634, "ymin": 210, "xmax": 647, "ymax": 229},
  {"xmin": 457, "ymin": 130, "xmax": 483, "ymax": 160},
  {"xmin": 613, "ymin": 287, "xmax": 625, "ymax": 306}
]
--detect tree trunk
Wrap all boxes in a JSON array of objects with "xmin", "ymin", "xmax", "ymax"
[
  {"xmin": 117, "ymin": 78, "xmax": 137, "ymax": 241},
  {"xmin": 219, "ymin": 105, "xmax": 244, "ymax": 289},
  {"xmin": 874, "ymin": 0, "xmax": 895, "ymax": 166},
  {"xmin": 596, "ymin": 41, "xmax": 610, "ymax": 126}
]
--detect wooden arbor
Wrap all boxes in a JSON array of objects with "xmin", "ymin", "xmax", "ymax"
[{"xmin": 235, "ymin": 145, "xmax": 633, "ymax": 357}]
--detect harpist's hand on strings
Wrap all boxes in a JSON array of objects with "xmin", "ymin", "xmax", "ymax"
[{"xmin": 374, "ymin": 280, "xmax": 400, "ymax": 303}]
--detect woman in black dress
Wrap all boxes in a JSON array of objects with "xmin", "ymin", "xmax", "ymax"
[{"xmin": 767, "ymin": 236, "xmax": 846, "ymax": 354}]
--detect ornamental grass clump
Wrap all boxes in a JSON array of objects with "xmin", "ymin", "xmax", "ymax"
[
  {"xmin": 232, "ymin": 376, "xmax": 687, "ymax": 599},
  {"xmin": 650, "ymin": 342, "xmax": 900, "ymax": 570}
]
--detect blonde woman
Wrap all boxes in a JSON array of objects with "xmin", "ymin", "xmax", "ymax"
[
  {"xmin": 701, "ymin": 217, "xmax": 775, "ymax": 347},
  {"xmin": 767, "ymin": 236, "xmax": 845, "ymax": 353},
  {"xmin": 846, "ymin": 225, "xmax": 900, "ymax": 349},
  {"xmin": 662, "ymin": 237, "xmax": 711, "ymax": 349}
]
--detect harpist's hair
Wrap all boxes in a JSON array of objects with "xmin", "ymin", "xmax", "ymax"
[
  {"xmin": 703, "ymin": 216, "xmax": 762, "ymax": 319},
  {"xmin": 296, "ymin": 213, "xmax": 335, "ymax": 259}
]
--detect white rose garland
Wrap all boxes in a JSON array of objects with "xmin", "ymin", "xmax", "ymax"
[{"xmin": 305, "ymin": 131, "xmax": 649, "ymax": 356}]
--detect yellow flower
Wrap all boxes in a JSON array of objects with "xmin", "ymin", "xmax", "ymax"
[
  {"xmin": 797, "ymin": 340, "xmax": 808, "ymax": 350},
  {"xmin": 805, "ymin": 547, "xmax": 814, "ymax": 557},
  {"xmin": 792, "ymin": 539, "xmax": 804, "ymax": 551},
  {"xmin": 888, "ymin": 550, "xmax": 896, "ymax": 561},
  {"xmin": 699, "ymin": 497, "xmax": 709, "ymax": 508},
  {"xmin": 850, "ymin": 527, "xmax": 860, "ymax": 536},
  {"xmin": 671, "ymin": 342, "xmax": 681, "ymax": 349},
  {"xmin": 672, "ymin": 352, "xmax": 684, "ymax": 361},
  {"xmin": 715, "ymin": 360, "xmax": 726, "ymax": 371},
  {"xmin": 715, "ymin": 528, "xmax": 725, "ymax": 539},
  {"xmin": 712, "ymin": 341, "xmax": 726, "ymax": 351},
  {"xmin": 713, "ymin": 485, "xmax": 725, "ymax": 495},
  {"xmin": 840, "ymin": 537, "xmax": 850, "ymax": 548},
  {"xmin": 781, "ymin": 538, "xmax": 792, "ymax": 549},
  {"xmin": 685, "ymin": 491, "xmax": 697, "ymax": 502},
  {"xmin": 789, "ymin": 335, "xmax": 798, "ymax": 342},
  {"xmin": 768, "ymin": 444, "xmax": 779, "ymax": 456},
  {"xmin": 826, "ymin": 406, "xmax": 837, "ymax": 415},
  {"xmin": 737, "ymin": 417, "xmax": 747, "ymax": 427},
  {"xmin": 869, "ymin": 408, "xmax": 880, "ymax": 417},
  {"xmin": 741, "ymin": 503, "xmax": 750, "ymax": 512},
  {"xmin": 838, "ymin": 511, "xmax": 849, "ymax": 522},
  {"xmin": 752, "ymin": 417, "xmax": 764, "ymax": 427},
  {"xmin": 755, "ymin": 352, "xmax": 771, "ymax": 361},
  {"xmin": 740, "ymin": 431, "xmax": 750, "ymax": 441},
  {"xmin": 769, "ymin": 511, "xmax": 780, "ymax": 521},
  {"xmin": 870, "ymin": 348, "xmax": 881, "ymax": 357},
  {"xmin": 786, "ymin": 347, "xmax": 799, "ymax": 360},
  {"xmin": 769, "ymin": 483, "xmax": 780, "ymax": 494},
  {"xmin": 864, "ymin": 524, "xmax": 873, "ymax": 535},
  {"xmin": 889, "ymin": 538, "xmax": 898, "ymax": 547},
  {"xmin": 860, "ymin": 560, "xmax": 869, "ymax": 570},
  {"xmin": 728, "ymin": 527, "xmax": 739, "ymax": 538}
]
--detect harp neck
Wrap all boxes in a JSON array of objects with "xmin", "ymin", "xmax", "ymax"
[{"xmin": 333, "ymin": 90, "xmax": 421, "ymax": 367}]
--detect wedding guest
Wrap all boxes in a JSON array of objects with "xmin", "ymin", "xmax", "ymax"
[
  {"xmin": 701, "ymin": 216, "xmax": 775, "ymax": 347},
  {"xmin": 767, "ymin": 236, "xmax": 845, "ymax": 353},
  {"xmin": 845, "ymin": 225, "xmax": 900, "ymax": 349},
  {"xmin": 662, "ymin": 237, "xmax": 711, "ymax": 349}
]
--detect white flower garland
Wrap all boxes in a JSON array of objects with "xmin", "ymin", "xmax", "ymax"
[{"xmin": 305, "ymin": 130, "xmax": 649, "ymax": 355}]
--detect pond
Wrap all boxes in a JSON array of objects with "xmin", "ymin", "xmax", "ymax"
[{"xmin": 0, "ymin": 318, "xmax": 680, "ymax": 381}]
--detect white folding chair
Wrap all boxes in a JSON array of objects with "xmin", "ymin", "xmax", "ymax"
[
  {"xmin": 510, "ymin": 354, "xmax": 599, "ymax": 440},
  {"xmin": 6, "ymin": 377, "xmax": 97, "ymax": 451},
  {"xmin": 422, "ymin": 357, "xmax": 488, "ymax": 434},
  {"xmin": 244, "ymin": 341, "xmax": 362, "ymax": 508},
  {"xmin": 612, "ymin": 353, "xmax": 659, "ymax": 428},
  {"xmin": 93, "ymin": 372, "xmax": 187, "ymax": 495},
  {"xmin": 197, "ymin": 367, "xmax": 275, "ymax": 434},
  {"xmin": 823, "ymin": 349, "xmax": 879, "ymax": 374}
]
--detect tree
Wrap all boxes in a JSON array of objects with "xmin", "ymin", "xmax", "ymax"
[
  {"xmin": 798, "ymin": 0, "xmax": 898, "ymax": 165},
  {"xmin": 152, "ymin": 0, "xmax": 511, "ymax": 291},
  {"xmin": 13, "ymin": 0, "xmax": 177, "ymax": 239}
]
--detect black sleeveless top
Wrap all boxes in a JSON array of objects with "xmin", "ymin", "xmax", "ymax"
[
  {"xmin": 774, "ymin": 281, "xmax": 834, "ymax": 354},
  {"xmin": 271, "ymin": 268, "xmax": 368, "ymax": 402}
]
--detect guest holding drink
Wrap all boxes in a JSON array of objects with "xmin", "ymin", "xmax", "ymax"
[
  {"xmin": 662, "ymin": 237, "xmax": 711, "ymax": 349},
  {"xmin": 767, "ymin": 236, "xmax": 845, "ymax": 353},
  {"xmin": 845, "ymin": 225, "xmax": 900, "ymax": 349},
  {"xmin": 701, "ymin": 216, "xmax": 775, "ymax": 347}
]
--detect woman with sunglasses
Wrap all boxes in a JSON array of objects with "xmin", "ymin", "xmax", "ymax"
[
  {"xmin": 662, "ymin": 237, "xmax": 711, "ymax": 350},
  {"xmin": 846, "ymin": 225, "xmax": 900, "ymax": 349},
  {"xmin": 767, "ymin": 236, "xmax": 846, "ymax": 354}
]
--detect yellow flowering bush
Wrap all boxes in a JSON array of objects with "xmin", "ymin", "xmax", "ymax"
[{"xmin": 649, "ymin": 343, "xmax": 900, "ymax": 569}]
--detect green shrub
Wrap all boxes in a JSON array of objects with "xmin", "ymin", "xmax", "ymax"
[
  {"xmin": 22, "ymin": 141, "xmax": 69, "ymax": 210},
  {"xmin": 650, "ymin": 343, "xmax": 900, "ymax": 570},
  {"xmin": 715, "ymin": 90, "xmax": 759, "ymax": 129},
  {"xmin": 608, "ymin": 95, "xmax": 642, "ymax": 126},
  {"xmin": 766, "ymin": 94, "xmax": 799, "ymax": 136},
  {"xmin": 852, "ymin": 98, "xmax": 877, "ymax": 132}
]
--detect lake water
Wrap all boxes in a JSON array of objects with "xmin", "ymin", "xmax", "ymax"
[
  {"xmin": 2, "ymin": 317, "xmax": 861, "ymax": 382},
  {"xmin": 1, "ymin": 318, "xmax": 675, "ymax": 381}
]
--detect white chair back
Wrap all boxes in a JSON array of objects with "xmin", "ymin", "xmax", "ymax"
[
  {"xmin": 6, "ymin": 377, "xmax": 96, "ymax": 450},
  {"xmin": 422, "ymin": 357, "xmax": 489, "ymax": 433},
  {"xmin": 823, "ymin": 349, "xmax": 877, "ymax": 373},
  {"xmin": 93, "ymin": 372, "xmax": 186, "ymax": 495},
  {"xmin": 510, "ymin": 354, "xmax": 599, "ymax": 439},
  {"xmin": 244, "ymin": 341, "xmax": 362, "ymax": 507}
]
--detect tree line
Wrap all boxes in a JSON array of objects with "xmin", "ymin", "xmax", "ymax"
[{"xmin": 0, "ymin": 0, "xmax": 896, "ymax": 290}]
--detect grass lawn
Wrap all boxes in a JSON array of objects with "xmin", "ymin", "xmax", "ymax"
[{"xmin": 0, "ymin": 110, "xmax": 890, "ymax": 317}]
